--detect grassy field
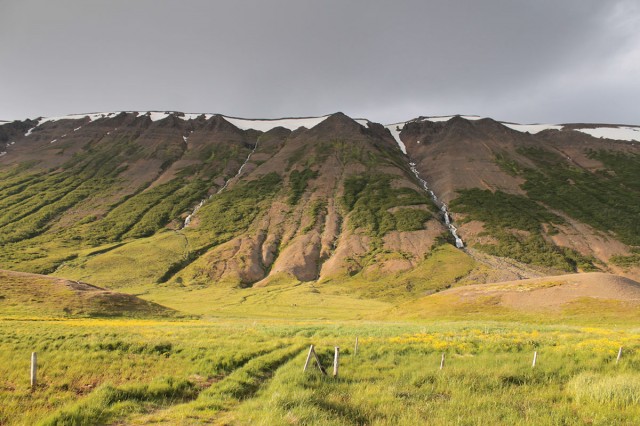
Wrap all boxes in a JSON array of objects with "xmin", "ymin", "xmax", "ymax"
[
  {"xmin": 2, "ymin": 318, "xmax": 640, "ymax": 425},
  {"xmin": 4, "ymin": 240, "xmax": 640, "ymax": 424}
]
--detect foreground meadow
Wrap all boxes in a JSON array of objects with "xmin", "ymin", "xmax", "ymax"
[{"xmin": 2, "ymin": 318, "xmax": 640, "ymax": 425}]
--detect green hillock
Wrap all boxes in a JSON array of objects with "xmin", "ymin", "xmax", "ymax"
[{"xmin": 0, "ymin": 270, "xmax": 174, "ymax": 318}]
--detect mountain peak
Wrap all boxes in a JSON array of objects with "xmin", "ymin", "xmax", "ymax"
[{"xmin": 307, "ymin": 112, "xmax": 367, "ymax": 135}]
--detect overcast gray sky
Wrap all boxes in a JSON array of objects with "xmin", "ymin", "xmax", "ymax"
[{"xmin": 1, "ymin": 0, "xmax": 639, "ymax": 124}]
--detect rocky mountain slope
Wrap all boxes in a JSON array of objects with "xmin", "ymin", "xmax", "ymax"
[{"xmin": 1, "ymin": 111, "xmax": 638, "ymax": 297}]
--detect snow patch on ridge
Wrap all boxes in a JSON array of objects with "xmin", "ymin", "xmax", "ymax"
[
  {"xmin": 20, "ymin": 111, "xmax": 334, "ymax": 137},
  {"xmin": 24, "ymin": 112, "xmax": 119, "ymax": 136},
  {"xmin": 27, "ymin": 111, "xmax": 178, "ymax": 128},
  {"xmin": 177, "ymin": 113, "xmax": 215, "ymax": 121},
  {"xmin": 178, "ymin": 113, "xmax": 203, "ymax": 121},
  {"xmin": 222, "ymin": 115, "xmax": 330, "ymax": 132},
  {"xmin": 384, "ymin": 122, "xmax": 407, "ymax": 154},
  {"xmin": 385, "ymin": 115, "xmax": 564, "ymax": 145},
  {"xmin": 24, "ymin": 121, "xmax": 40, "ymax": 137},
  {"xmin": 137, "ymin": 112, "xmax": 172, "ymax": 122},
  {"xmin": 423, "ymin": 115, "xmax": 483, "ymax": 122},
  {"xmin": 574, "ymin": 126, "xmax": 640, "ymax": 142},
  {"xmin": 501, "ymin": 123, "xmax": 563, "ymax": 134},
  {"xmin": 422, "ymin": 115, "xmax": 562, "ymax": 134},
  {"xmin": 39, "ymin": 112, "xmax": 117, "ymax": 124},
  {"xmin": 16, "ymin": 112, "xmax": 640, "ymax": 144}
]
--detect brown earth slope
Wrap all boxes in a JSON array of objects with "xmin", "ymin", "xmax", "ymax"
[
  {"xmin": 0, "ymin": 269, "xmax": 174, "ymax": 318},
  {"xmin": 439, "ymin": 272, "xmax": 640, "ymax": 310},
  {"xmin": 392, "ymin": 272, "xmax": 640, "ymax": 322}
]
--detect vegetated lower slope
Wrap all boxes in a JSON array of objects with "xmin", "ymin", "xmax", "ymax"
[
  {"xmin": 0, "ymin": 112, "xmax": 257, "ymax": 275},
  {"xmin": 0, "ymin": 269, "xmax": 174, "ymax": 318},
  {"xmin": 401, "ymin": 116, "xmax": 640, "ymax": 281}
]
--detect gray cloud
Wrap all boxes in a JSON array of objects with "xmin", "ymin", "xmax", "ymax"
[{"xmin": 1, "ymin": 0, "xmax": 638, "ymax": 124}]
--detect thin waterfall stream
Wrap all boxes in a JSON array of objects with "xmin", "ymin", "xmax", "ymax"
[
  {"xmin": 182, "ymin": 140, "xmax": 259, "ymax": 228},
  {"xmin": 409, "ymin": 161, "xmax": 464, "ymax": 248}
]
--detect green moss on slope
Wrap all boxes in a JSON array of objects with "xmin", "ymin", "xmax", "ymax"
[
  {"xmin": 451, "ymin": 188, "xmax": 597, "ymax": 272},
  {"xmin": 288, "ymin": 168, "xmax": 318, "ymax": 205},
  {"xmin": 342, "ymin": 174, "xmax": 435, "ymax": 238},
  {"xmin": 518, "ymin": 147, "xmax": 640, "ymax": 246}
]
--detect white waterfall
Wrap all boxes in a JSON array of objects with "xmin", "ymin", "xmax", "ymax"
[
  {"xmin": 216, "ymin": 140, "xmax": 258, "ymax": 194},
  {"xmin": 409, "ymin": 162, "xmax": 464, "ymax": 248},
  {"xmin": 182, "ymin": 140, "xmax": 259, "ymax": 228},
  {"xmin": 183, "ymin": 199, "xmax": 205, "ymax": 227}
]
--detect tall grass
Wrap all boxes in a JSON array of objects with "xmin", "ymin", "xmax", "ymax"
[
  {"xmin": 2, "ymin": 319, "xmax": 640, "ymax": 425},
  {"xmin": 39, "ymin": 377, "xmax": 197, "ymax": 426},
  {"xmin": 570, "ymin": 373, "xmax": 640, "ymax": 406}
]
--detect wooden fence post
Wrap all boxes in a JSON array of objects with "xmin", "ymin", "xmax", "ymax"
[
  {"xmin": 312, "ymin": 347, "xmax": 327, "ymax": 375},
  {"xmin": 304, "ymin": 345, "xmax": 327, "ymax": 375},
  {"xmin": 354, "ymin": 337, "xmax": 358, "ymax": 357},
  {"xmin": 616, "ymin": 347, "xmax": 623, "ymax": 364},
  {"xmin": 30, "ymin": 352, "xmax": 37, "ymax": 391},
  {"xmin": 440, "ymin": 353, "xmax": 445, "ymax": 370},
  {"xmin": 303, "ymin": 345, "xmax": 314, "ymax": 372},
  {"xmin": 333, "ymin": 347, "xmax": 340, "ymax": 377},
  {"xmin": 532, "ymin": 351, "xmax": 537, "ymax": 368}
]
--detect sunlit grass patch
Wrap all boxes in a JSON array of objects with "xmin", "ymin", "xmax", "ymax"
[
  {"xmin": 39, "ymin": 376, "xmax": 198, "ymax": 426},
  {"xmin": 570, "ymin": 373, "xmax": 640, "ymax": 407}
]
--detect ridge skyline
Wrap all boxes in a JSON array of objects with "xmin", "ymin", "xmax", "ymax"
[{"xmin": 5, "ymin": 110, "xmax": 640, "ymax": 127}]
